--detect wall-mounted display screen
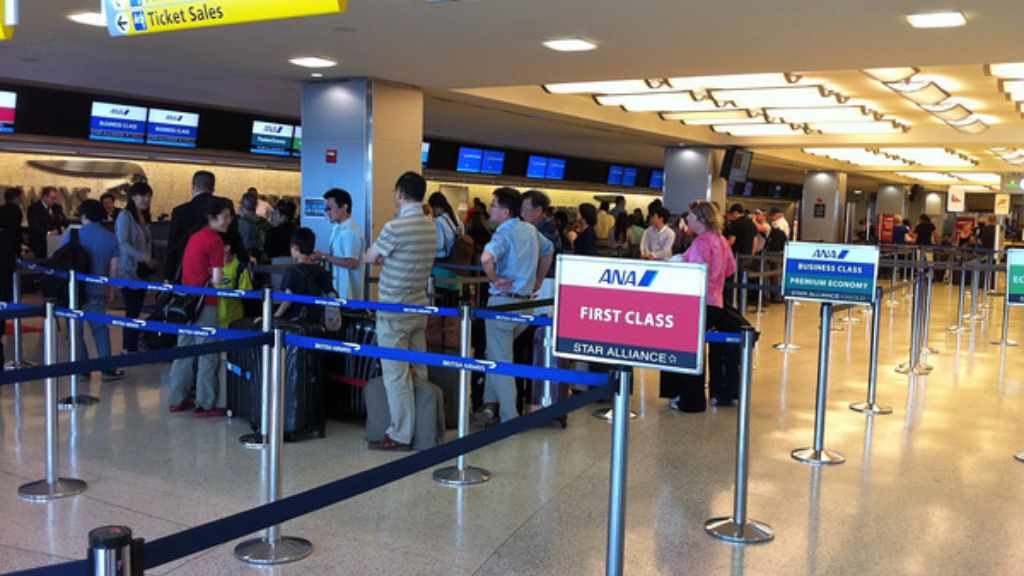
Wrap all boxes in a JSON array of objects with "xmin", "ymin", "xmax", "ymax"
[
  {"xmin": 621, "ymin": 167, "xmax": 638, "ymax": 187},
  {"xmin": 0, "ymin": 91, "xmax": 16, "ymax": 134},
  {"xmin": 145, "ymin": 108, "xmax": 199, "ymax": 148},
  {"xmin": 292, "ymin": 127, "xmax": 302, "ymax": 157},
  {"xmin": 90, "ymin": 101, "xmax": 148, "ymax": 144},
  {"xmin": 482, "ymin": 150, "xmax": 506, "ymax": 175},
  {"xmin": 250, "ymin": 121, "xmax": 295, "ymax": 156},
  {"xmin": 608, "ymin": 165, "xmax": 624, "ymax": 186},
  {"xmin": 650, "ymin": 169, "xmax": 664, "ymax": 189},
  {"xmin": 721, "ymin": 148, "xmax": 754, "ymax": 182},
  {"xmin": 742, "ymin": 181, "xmax": 754, "ymax": 197},
  {"xmin": 421, "ymin": 142, "xmax": 431, "ymax": 164},
  {"xmin": 546, "ymin": 158, "xmax": 566, "ymax": 180},
  {"xmin": 457, "ymin": 147, "xmax": 484, "ymax": 172},
  {"xmin": 527, "ymin": 155, "xmax": 549, "ymax": 178}
]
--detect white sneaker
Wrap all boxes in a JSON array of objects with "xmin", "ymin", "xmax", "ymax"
[{"xmin": 668, "ymin": 396, "xmax": 682, "ymax": 412}]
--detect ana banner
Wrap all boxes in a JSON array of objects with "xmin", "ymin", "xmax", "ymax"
[{"xmin": 783, "ymin": 242, "xmax": 880, "ymax": 305}]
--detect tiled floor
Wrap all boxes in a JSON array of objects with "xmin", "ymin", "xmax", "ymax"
[{"xmin": 1, "ymin": 279, "xmax": 1023, "ymax": 575}]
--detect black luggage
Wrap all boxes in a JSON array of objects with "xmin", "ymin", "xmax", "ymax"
[
  {"xmin": 225, "ymin": 318, "xmax": 327, "ymax": 441},
  {"xmin": 324, "ymin": 313, "xmax": 381, "ymax": 420}
]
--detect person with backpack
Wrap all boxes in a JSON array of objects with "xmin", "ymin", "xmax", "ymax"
[
  {"xmin": 314, "ymin": 188, "xmax": 364, "ymax": 300},
  {"xmin": 66, "ymin": 199, "xmax": 123, "ymax": 381},
  {"xmin": 274, "ymin": 227, "xmax": 333, "ymax": 323},
  {"xmin": 427, "ymin": 192, "xmax": 467, "ymax": 299}
]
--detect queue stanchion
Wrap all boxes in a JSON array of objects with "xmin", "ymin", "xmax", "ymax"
[
  {"xmin": 980, "ymin": 255, "xmax": 993, "ymax": 310},
  {"xmin": 19, "ymin": 301, "xmax": 88, "ymax": 501},
  {"xmin": 731, "ymin": 268, "xmax": 739, "ymax": 309},
  {"xmin": 772, "ymin": 299, "xmax": 801, "ymax": 352},
  {"xmin": 739, "ymin": 269, "xmax": 749, "ymax": 316},
  {"xmin": 920, "ymin": 266, "xmax": 938, "ymax": 359},
  {"xmin": 791, "ymin": 303, "xmax": 845, "ymax": 466},
  {"xmin": 851, "ymin": 288, "xmax": 892, "ymax": 415},
  {"xmin": 6, "ymin": 268, "xmax": 31, "ymax": 369},
  {"xmin": 240, "ymin": 288, "xmax": 273, "ymax": 448},
  {"xmin": 235, "ymin": 329, "xmax": 313, "ymax": 565},
  {"xmin": 968, "ymin": 264, "xmax": 983, "ymax": 321},
  {"xmin": 886, "ymin": 256, "xmax": 900, "ymax": 308},
  {"xmin": 434, "ymin": 304, "xmax": 491, "ymax": 486},
  {"xmin": 991, "ymin": 292, "xmax": 1018, "ymax": 347},
  {"xmin": 706, "ymin": 327, "xmax": 774, "ymax": 544},
  {"xmin": 948, "ymin": 259, "xmax": 969, "ymax": 333},
  {"xmin": 896, "ymin": 275, "xmax": 930, "ymax": 375},
  {"xmin": 88, "ymin": 525, "xmax": 144, "ymax": 576},
  {"xmin": 605, "ymin": 367, "xmax": 632, "ymax": 576},
  {"xmin": 755, "ymin": 251, "xmax": 766, "ymax": 316},
  {"xmin": 59, "ymin": 270, "xmax": 99, "ymax": 409}
]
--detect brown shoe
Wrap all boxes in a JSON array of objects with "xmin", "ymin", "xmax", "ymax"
[{"xmin": 368, "ymin": 434, "xmax": 412, "ymax": 452}]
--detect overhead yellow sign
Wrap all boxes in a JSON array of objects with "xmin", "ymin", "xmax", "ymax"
[
  {"xmin": 1, "ymin": 0, "xmax": 14, "ymax": 41},
  {"xmin": 104, "ymin": 0, "xmax": 347, "ymax": 37}
]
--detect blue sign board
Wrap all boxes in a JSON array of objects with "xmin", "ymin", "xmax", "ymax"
[{"xmin": 782, "ymin": 242, "xmax": 879, "ymax": 305}]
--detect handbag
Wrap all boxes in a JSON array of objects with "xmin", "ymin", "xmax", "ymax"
[{"xmin": 159, "ymin": 290, "xmax": 205, "ymax": 325}]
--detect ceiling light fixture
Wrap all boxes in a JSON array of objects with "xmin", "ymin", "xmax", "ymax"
[
  {"xmin": 886, "ymin": 81, "xmax": 950, "ymax": 105},
  {"xmin": 951, "ymin": 119, "xmax": 989, "ymax": 133},
  {"xmin": 881, "ymin": 147, "xmax": 976, "ymax": 166},
  {"xmin": 665, "ymin": 73, "xmax": 801, "ymax": 91},
  {"xmin": 765, "ymin": 106, "xmax": 879, "ymax": 123},
  {"xmin": 862, "ymin": 67, "xmax": 920, "ymax": 83},
  {"xmin": 660, "ymin": 110, "xmax": 756, "ymax": 122},
  {"xmin": 542, "ymin": 79, "xmax": 672, "ymax": 95},
  {"xmin": 810, "ymin": 121, "xmax": 907, "ymax": 134},
  {"xmin": 928, "ymin": 103, "xmax": 972, "ymax": 121},
  {"xmin": 949, "ymin": 172, "xmax": 1001, "ymax": 184},
  {"xmin": 542, "ymin": 37, "xmax": 598, "ymax": 52},
  {"xmin": 988, "ymin": 63, "xmax": 1024, "ymax": 78},
  {"xmin": 288, "ymin": 57, "xmax": 338, "ymax": 68},
  {"xmin": 906, "ymin": 11, "xmax": 967, "ymax": 29},
  {"xmin": 712, "ymin": 123, "xmax": 807, "ymax": 136},
  {"xmin": 895, "ymin": 171, "xmax": 963, "ymax": 183},
  {"xmin": 67, "ymin": 11, "xmax": 107, "ymax": 26},
  {"xmin": 710, "ymin": 86, "xmax": 847, "ymax": 108},
  {"xmin": 803, "ymin": 148, "xmax": 911, "ymax": 167},
  {"xmin": 310, "ymin": 73, "xmax": 324, "ymax": 78},
  {"xmin": 596, "ymin": 92, "xmax": 731, "ymax": 112}
]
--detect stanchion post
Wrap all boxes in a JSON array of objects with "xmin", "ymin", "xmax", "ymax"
[
  {"xmin": 60, "ymin": 269, "xmax": 98, "ymax": 409},
  {"xmin": 88, "ymin": 526, "xmax": 144, "ymax": 576},
  {"xmin": 739, "ymin": 269, "xmax": 748, "ymax": 315},
  {"xmin": 605, "ymin": 367, "xmax": 632, "ymax": 576},
  {"xmin": 8, "ymin": 268, "xmax": 28, "ymax": 369},
  {"xmin": 235, "ymin": 329, "xmax": 312, "ymax": 564},
  {"xmin": 705, "ymin": 327, "xmax": 774, "ymax": 544},
  {"xmin": 773, "ymin": 300, "xmax": 800, "ymax": 352},
  {"xmin": 949, "ymin": 259, "xmax": 968, "ymax": 332},
  {"xmin": 886, "ymin": 254, "xmax": 899, "ymax": 308},
  {"xmin": 756, "ymin": 251, "xmax": 766, "ymax": 316},
  {"xmin": 18, "ymin": 301, "xmax": 87, "ymax": 501},
  {"xmin": 541, "ymin": 322, "xmax": 554, "ymax": 408},
  {"xmin": 240, "ymin": 288, "xmax": 273, "ymax": 448},
  {"xmin": 896, "ymin": 276, "xmax": 929, "ymax": 375},
  {"xmin": 920, "ymin": 266, "xmax": 937, "ymax": 358},
  {"xmin": 791, "ymin": 303, "xmax": 845, "ymax": 466},
  {"xmin": 991, "ymin": 293, "xmax": 1018, "ymax": 347},
  {"xmin": 851, "ymin": 288, "xmax": 892, "ymax": 415},
  {"xmin": 433, "ymin": 304, "xmax": 491, "ymax": 486},
  {"xmin": 969, "ymin": 264, "xmax": 980, "ymax": 320}
]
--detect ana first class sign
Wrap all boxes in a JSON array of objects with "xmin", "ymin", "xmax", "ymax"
[
  {"xmin": 104, "ymin": 0, "xmax": 347, "ymax": 37},
  {"xmin": 783, "ymin": 242, "xmax": 879, "ymax": 305},
  {"xmin": 553, "ymin": 255, "xmax": 707, "ymax": 375}
]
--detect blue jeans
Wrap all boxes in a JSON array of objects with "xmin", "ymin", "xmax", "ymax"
[{"xmin": 76, "ymin": 294, "xmax": 111, "ymax": 363}]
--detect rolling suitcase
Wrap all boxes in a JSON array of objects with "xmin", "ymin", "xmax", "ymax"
[
  {"xmin": 364, "ymin": 376, "xmax": 446, "ymax": 450},
  {"xmin": 225, "ymin": 317, "xmax": 261, "ymax": 421},
  {"xmin": 325, "ymin": 313, "xmax": 382, "ymax": 420}
]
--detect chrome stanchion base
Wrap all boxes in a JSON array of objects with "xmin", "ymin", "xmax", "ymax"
[
  {"xmin": 989, "ymin": 290, "xmax": 1005, "ymax": 296},
  {"xmin": 980, "ymin": 303, "xmax": 994, "ymax": 311},
  {"xmin": 990, "ymin": 339, "xmax": 1019, "ymax": 347},
  {"xmin": 18, "ymin": 478, "xmax": 87, "ymax": 502},
  {"xmin": 238, "ymin": 432, "xmax": 266, "ymax": 450},
  {"xmin": 839, "ymin": 316, "xmax": 861, "ymax": 324},
  {"xmin": 830, "ymin": 323, "xmax": 845, "ymax": 332},
  {"xmin": 432, "ymin": 466, "xmax": 492, "ymax": 486},
  {"xmin": 772, "ymin": 342, "xmax": 801, "ymax": 352},
  {"xmin": 704, "ymin": 517, "xmax": 775, "ymax": 544},
  {"xmin": 234, "ymin": 536, "xmax": 313, "ymax": 565},
  {"xmin": 57, "ymin": 395, "xmax": 99, "ymax": 410},
  {"xmin": 947, "ymin": 325, "xmax": 970, "ymax": 333},
  {"xmin": 3, "ymin": 360, "xmax": 34, "ymax": 370},
  {"xmin": 885, "ymin": 300, "xmax": 901, "ymax": 308},
  {"xmin": 593, "ymin": 408, "xmax": 637, "ymax": 421},
  {"xmin": 924, "ymin": 346, "xmax": 939, "ymax": 354},
  {"xmin": 849, "ymin": 401, "xmax": 893, "ymax": 415},
  {"xmin": 790, "ymin": 448, "xmax": 845, "ymax": 466},
  {"xmin": 895, "ymin": 362, "xmax": 932, "ymax": 375},
  {"xmin": 964, "ymin": 313, "xmax": 985, "ymax": 321},
  {"xmin": 1015, "ymin": 451, "xmax": 1024, "ymax": 463}
]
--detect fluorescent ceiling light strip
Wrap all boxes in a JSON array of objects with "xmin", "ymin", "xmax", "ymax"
[
  {"xmin": 660, "ymin": 110, "xmax": 754, "ymax": 122},
  {"xmin": 810, "ymin": 122, "xmax": 905, "ymax": 134},
  {"xmin": 952, "ymin": 119, "xmax": 988, "ymax": 134},
  {"xmin": 542, "ymin": 79, "xmax": 673, "ymax": 95},
  {"xmin": 803, "ymin": 148, "xmax": 910, "ymax": 166},
  {"xmin": 665, "ymin": 73, "xmax": 799, "ymax": 90},
  {"xmin": 766, "ymin": 106, "xmax": 875, "ymax": 123},
  {"xmin": 863, "ymin": 67, "xmax": 920, "ymax": 83},
  {"xmin": 927, "ymin": 103, "xmax": 972, "ymax": 121},
  {"xmin": 597, "ymin": 93, "xmax": 735, "ymax": 112},
  {"xmin": 881, "ymin": 147, "xmax": 976, "ymax": 166},
  {"xmin": 710, "ymin": 86, "xmax": 845, "ymax": 108},
  {"xmin": 676, "ymin": 117, "xmax": 766, "ymax": 126},
  {"xmin": 906, "ymin": 11, "xmax": 967, "ymax": 29},
  {"xmin": 988, "ymin": 63, "xmax": 1024, "ymax": 78},
  {"xmin": 888, "ymin": 81, "xmax": 950, "ymax": 105},
  {"xmin": 950, "ymin": 172, "xmax": 1002, "ymax": 184},
  {"xmin": 946, "ymin": 114, "xmax": 983, "ymax": 127},
  {"xmin": 895, "ymin": 171, "xmax": 962, "ymax": 183},
  {"xmin": 713, "ymin": 124, "xmax": 805, "ymax": 136}
]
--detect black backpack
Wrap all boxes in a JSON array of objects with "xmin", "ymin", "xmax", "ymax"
[{"xmin": 40, "ymin": 228, "xmax": 90, "ymax": 306}]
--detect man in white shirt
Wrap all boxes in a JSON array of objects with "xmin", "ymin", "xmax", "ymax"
[
  {"xmin": 314, "ymin": 188, "xmax": 364, "ymax": 300},
  {"xmin": 641, "ymin": 206, "xmax": 675, "ymax": 261},
  {"xmin": 768, "ymin": 207, "xmax": 790, "ymax": 239}
]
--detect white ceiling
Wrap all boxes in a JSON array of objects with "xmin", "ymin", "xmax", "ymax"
[{"xmin": 3, "ymin": 1, "xmax": 1024, "ymax": 186}]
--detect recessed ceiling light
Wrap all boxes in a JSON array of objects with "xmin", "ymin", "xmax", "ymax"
[
  {"xmin": 543, "ymin": 37, "xmax": 598, "ymax": 52},
  {"xmin": 310, "ymin": 73, "xmax": 324, "ymax": 78},
  {"xmin": 289, "ymin": 57, "xmax": 338, "ymax": 69},
  {"xmin": 906, "ymin": 11, "xmax": 967, "ymax": 29},
  {"xmin": 67, "ymin": 11, "xmax": 107, "ymax": 27}
]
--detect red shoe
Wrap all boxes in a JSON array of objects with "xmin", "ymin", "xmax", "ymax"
[
  {"xmin": 169, "ymin": 399, "xmax": 195, "ymax": 413},
  {"xmin": 194, "ymin": 406, "xmax": 228, "ymax": 418},
  {"xmin": 367, "ymin": 434, "xmax": 412, "ymax": 452}
]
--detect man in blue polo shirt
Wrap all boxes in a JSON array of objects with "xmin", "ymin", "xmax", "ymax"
[{"xmin": 475, "ymin": 187, "xmax": 553, "ymax": 424}]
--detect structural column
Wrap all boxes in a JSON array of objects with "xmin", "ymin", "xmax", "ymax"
[
  {"xmin": 800, "ymin": 171, "xmax": 848, "ymax": 242},
  {"xmin": 662, "ymin": 147, "xmax": 726, "ymax": 213}
]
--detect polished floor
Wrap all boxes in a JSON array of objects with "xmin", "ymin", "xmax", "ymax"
[{"xmin": 1, "ymin": 277, "xmax": 1023, "ymax": 575}]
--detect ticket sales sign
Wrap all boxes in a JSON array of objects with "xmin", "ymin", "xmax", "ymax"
[
  {"xmin": 1007, "ymin": 249, "xmax": 1024, "ymax": 305},
  {"xmin": 783, "ymin": 242, "xmax": 880, "ymax": 305},
  {"xmin": 553, "ymin": 255, "xmax": 707, "ymax": 375},
  {"xmin": 104, "ymin": 0, "xmax": 347, "ymax": 37}
]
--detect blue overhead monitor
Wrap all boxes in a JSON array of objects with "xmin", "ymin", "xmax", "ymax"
[
  {"xmin": 457, "ymin": 147, "xmax": 484, "ymax": 172},
  {"xmin": 292, "ymin": 126, "xmax": 302, "ymax": 157},
  {"xmin": 250, "ymin": 121, "xmax": 294, "ymax": 156},
  {"xmin": 546, "ymin": 158, "xmax": 566, "ymax": 180},
  {"xmin": 0, "ymin": 91, "xmax": 15, "ymax": 134},
  {"xmin": 621, "ymin": 167, "xmax": 638, "ymax": 187},
  {"xmin": 421, "ymin": 142, "xmax": 430, "ymax": 164},
  {"xmin": 650, "ymin": 169, "xmax": 664, "ymax": 189},
  {"xmin": 527, "ymin": 155, "xmax": 549, "ymax": 178},
  {"xmin": 90, "ymin": 101, "xmax": 148, "ymax": 144},
  {"xmin": 146, "ymin": 108, "xmax": 199, "ymax": 148},
  {"xmin": 607, "ymin": 165, "xmax": 624, "ymax": 186},
  {"xmin": 481, "ymin": 150, "xmax": 506, "ymax": 175}
]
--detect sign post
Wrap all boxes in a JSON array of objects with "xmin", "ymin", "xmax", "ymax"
[
  {"xmin": 783, "ymin": 242, "xmax": 879, "ymax": 466},
  {"xmin": 104, "ymin": 0, "xmax": 347, "ymax": 37}
]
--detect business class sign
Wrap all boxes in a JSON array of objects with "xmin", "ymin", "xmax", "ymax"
[
  {"xmin": 553, "ymin": 255, "xmax": 707, "ymax": 375},
  {"xmin": 783, "ymin": 242, "xmax": 880, "ymax": 305},
  {"xmin": 104, "ymin": 0, "xmax": 347, "ymax": 37}
]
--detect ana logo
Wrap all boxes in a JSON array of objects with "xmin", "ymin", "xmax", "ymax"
[
  {"xmin": 598, "ymin": 269, "xmax": 658, "ymax": 287},
  {"xmin": 167, "ymin": 114, "xmax": 183, "ymax": 122},
  {"xmin": 812, "ymin": 249, "xmax": 850, "ymax": 259},
  {"xmin": 262, "ymin": 125, "xmax": 285, "ymax": 134},
  {"xmin": 111, "ymin": 107, "xmax": 131, "ymax": 116}
]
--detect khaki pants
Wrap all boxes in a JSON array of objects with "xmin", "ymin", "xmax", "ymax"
[{"xmin": 376, "ymin": 312, "xmax": 427, "ymax": 444}]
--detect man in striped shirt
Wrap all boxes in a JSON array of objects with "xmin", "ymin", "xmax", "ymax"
[{"xmin": 364, "ymin": 172, "xmax": 438, "ymax": 451}]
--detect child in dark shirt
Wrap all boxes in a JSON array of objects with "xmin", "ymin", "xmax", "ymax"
[{"xmin": 274, "ymin": 227, "xmax": 333, "ymax": 323}]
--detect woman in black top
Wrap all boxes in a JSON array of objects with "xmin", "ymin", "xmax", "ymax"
[
  {"xmin": 574, "ymin": 204, "xmax": 598, "ymax": 256},
  {"xmin": 913, "ymin": 214, "xmax": 936, "ymax": 246}
]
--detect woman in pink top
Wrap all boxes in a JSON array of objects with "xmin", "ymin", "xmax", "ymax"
[{"xmin": 662, "ymin": 200, "xmax": 742, "ymax": 412}]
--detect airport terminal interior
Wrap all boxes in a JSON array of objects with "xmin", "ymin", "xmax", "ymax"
[{"xmin": 2, "ymin": 1, "xmax": 1024, "ymax": 575}]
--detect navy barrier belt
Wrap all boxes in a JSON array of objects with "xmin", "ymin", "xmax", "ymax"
[
  {"xmin": 286, "ymin": 333, "xmax": 608, "ymax": 387},
  {"xmin": 54, "ymin": 308, "xmax": 260, "ymax": 340},
  {"xmin": 2, "ymin": 381, "xmax": 616, "ymax": 576},
  {"xmin": 0, "ymin": 335, "xmax": 271, "ymax": 387},
  {"xmin": 473, "ymin": 308, "xmax": 553, "ymax": 327},
  {"xmin": 0, "ymin": 303, "xmax": 44, "ymax": 321},
  {"xmin": 706, "ymin": 331, "xmax": 742, "ymax": 345},
  {"xmin": 271, "ymin": 292, "xmax": 458, "ymax": 317}
]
